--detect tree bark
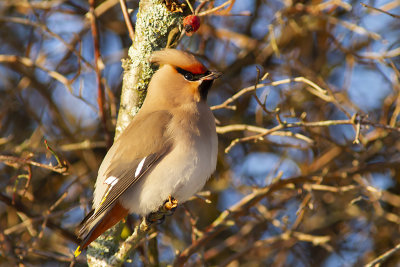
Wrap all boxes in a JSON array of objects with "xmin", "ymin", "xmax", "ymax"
[
  {"xmin": 115, "ymin": 0, "xmax": 182, "ymax": 137},
  {"xmin": 87, "ymin": 1, "xmax": 182, "ymax": 265}
]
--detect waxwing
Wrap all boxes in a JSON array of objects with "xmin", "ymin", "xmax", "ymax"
[{"xmin": 75, "ymin": 49, "xmax": 221, "ymax": 256}]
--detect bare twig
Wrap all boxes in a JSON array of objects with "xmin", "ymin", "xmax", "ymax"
[
  {"xmin": 325, "ymin": 14, "xmax": 381, "ymax": 40},
  {"xmin": 89, "ymin": 0, "xmax": 112, "ymax": 148},
  {"xmin": 119, "ymin": 0, "xmax": 135, "ymax": 41},
  {"xmin": 216, "ymin": 124, "xmax": 314, "ymax": 144},
  {"xmin": 0, "ymin": 55, "xmax": 73, "ymax": 92},
  {"xmin": 361, "ymin": 2, "xmax": 400, "ymax": 19},
  {"xmin": 211, "ymin": 76, "xmax": 330, "ymax": 111},
  {"xmin": 173, "ymin": 175, "xmax": 320, "ymax": 267},
  {"xmin": 353, "ymin": 114, "xmax": 361, "ymax": 144},
  {"xmin": 59, "ymin": 140, "xmax": 107, "ymax": 151},
  {"xmin": 44, "ymin": 140, "xmax": 68, "ymax": 171},
  {"xmin": 198, "ymin": 0, "xmax": 235, "ymax": 16},
  {"xmin": 0, "ymin": 16, "xmax": 94, "ymax": 69},
  {"xmin": 365, "ymin": 243, "xmax": 400, "ymax": 267},
  {"xmin": 4, "ymin": 209, "xmax": 67, "ymax": 235},
  {"xmin": 36, "ymin": 192, "xmax": 69, "ymax": 243},
  {"xmin": 219, "ymin": 231, "xmax": 331, "ymax": 267},
  {"xmin": 0, "ymin": 154, "xmax": 68, "ymax": 174},
  {"xmin": 0, "ymin": 192, "xmax": 78, "ymax": 243},
  {"xmin": 223, "ymin": 118, "xmax": 400, "ymax": 153}
]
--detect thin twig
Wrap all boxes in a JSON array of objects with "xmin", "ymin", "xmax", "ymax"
[
  {"xmin": 216, "ymin": 124, "xmax": 314, "ymax": 144},
  {"xmin": 198, "ymin": 0, "xmax": 234, "ymax": 16},
  {"xmin": 211, "ymin": 76, "xmax": 330, "ymax": 111},
  {"xmin": 44, "ymin": 140, "xmax": 67, "ymax": 170},
  {"xmin": 0, "ymin": 192, "xmax": 78, "ymax": 243},
  {"xmin": 253, "ymin": 67, "xmax": 273, "ymax": 115},
  {"xmin": 361, "ymin": 2, "xmax": 400, "ymax": 19},
  {"xmin": 194, "ymin": 2, "xmax": 207, "ymax": 14},
  {"xmin": 173, "ymin": 175, "xmax": 321, "ymax": 267},
  {"xmin": 0, "ymin": 55, "xmax": 73, "ymax": 92},
  {"xmin": 224, "ymin": 118, "xmax": 400, "ymax": 153},
  {"xmin": 353, "ymin": 114, "xmax": 361, "ymax": 144},
  {"xmin": 60, "ymin": 140, "xmax": 107, "ymax": 151},
  {"xmin": 37, "ymin": 192, "xmax": 69, "ymax": 242},
  {"xmin": 0, "ymin": 154, "xmax": 68, "ymax": 174},
  {"xmin": 119, "ymin": 0, "xmax": 135, "ymax": 41},
  {"xmin": 365, "ymin": 243, "xmax": 400, "ymax": 267},
  {"xmin": 89, "ymin": 0, "xmax": 112, "ymax": 148},
  {"xmin": 184, "ymin": 0, "xmax": 194, "ymax": 14},
  {"xmin": 0, "ymin": 16, "xmax": 94, "ymax": 69},
  {"xmin": 325, "ymin": 15, "xmax": 381, "ymax": 40},
  {"xmin": 4, "ymin": 209, "xmax": 67, "ymax": 235}
]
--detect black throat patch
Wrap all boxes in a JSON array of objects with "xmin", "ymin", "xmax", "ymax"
[{"xmin": 199, "ymin": 79, "xmax": 213, "ymax": 101}]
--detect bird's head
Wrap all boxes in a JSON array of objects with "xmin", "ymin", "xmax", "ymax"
[{"xmin": 147, "ymin": 49, "xmax": 221, "ymax": 107}]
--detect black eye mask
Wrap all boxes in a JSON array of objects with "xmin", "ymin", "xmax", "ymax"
[{"xmin": 176, "ymin": 67, "xmax": 211, "ymax": 81}]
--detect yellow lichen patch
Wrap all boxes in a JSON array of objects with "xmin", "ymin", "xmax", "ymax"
[{"xmin": 164, "ymin": 0, "xmax": 186, "ymax": 13}]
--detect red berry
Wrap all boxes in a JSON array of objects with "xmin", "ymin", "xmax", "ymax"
[{"xmin": 183, "ymin": 15, "xmax": 200, "ymax": 36}]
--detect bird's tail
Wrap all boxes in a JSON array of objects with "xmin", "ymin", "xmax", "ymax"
[{"xmin": 74, "ymin": 202, "xmax": 128, "ymax": 257}]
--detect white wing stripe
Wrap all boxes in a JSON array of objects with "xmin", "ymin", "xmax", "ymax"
[
  {"xmin": 111, "ymin": 178, "xmax": 118, "ymax": 187},
  {"xmin": 104, "ymin": 176, "xmax": 118, "ymax": 185},
  {"xmin": 98, "ymin": 176, "xmax": 119, "ymax": 208},
  {"xmin": 135, "ymin": 157, "xmax": 146, "ymax": 177}
]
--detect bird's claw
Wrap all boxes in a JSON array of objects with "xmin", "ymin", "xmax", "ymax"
[
  {"xmin": 145, "ymin": 196, "xmax": 178, "ymax": 225},
  {"xmin": 164, "ymin": 196, "xmax": 178, "ymax": 214},
  {"xmin": 146, "ymin": 212, "xmax": 166, "ymax": 225}
]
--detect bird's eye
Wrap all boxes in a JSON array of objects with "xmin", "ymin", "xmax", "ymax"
[
  {"xmin": 176, "ymin": 67, "xmax": 198, "ymax": 81},
  {"xmin": 184, "ymin": 72, "xmax": 194, "ymax": 81}
]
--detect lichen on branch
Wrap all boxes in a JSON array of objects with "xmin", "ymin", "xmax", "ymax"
[{"xmin": 116, "ymin": 0, "xmax": 182, "ymax": 137}]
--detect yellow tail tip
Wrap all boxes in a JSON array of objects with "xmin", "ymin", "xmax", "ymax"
[{"xmin": 74, "ymin": 246, "xmax": 82, "ymax": 257}]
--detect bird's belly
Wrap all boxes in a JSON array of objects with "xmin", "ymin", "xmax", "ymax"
[{"xmin": 120, "ymin": 141, "xmax": 216, "ymax": 216}]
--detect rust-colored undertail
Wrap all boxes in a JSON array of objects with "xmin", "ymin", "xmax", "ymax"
[{"xmin": 74, "ymin": 202, "xmax": 129, "ymax": 257}]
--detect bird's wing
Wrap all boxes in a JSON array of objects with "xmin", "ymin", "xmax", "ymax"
[{"xmin": 78, "ymin": 110, "xmax": 173, "ymax": 238}]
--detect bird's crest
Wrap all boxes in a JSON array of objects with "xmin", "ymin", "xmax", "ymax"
[{"xmin": 150, "ymin": 49, "xmax": 207, "ymax": 75}]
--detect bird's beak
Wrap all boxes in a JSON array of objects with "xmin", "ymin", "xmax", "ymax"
[{"xmin": 201, "ymin": 71, "xmax": 222, "ymax": 81}]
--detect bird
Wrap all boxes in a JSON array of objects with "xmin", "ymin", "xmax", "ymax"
[{"xmin": 74, "ymin": 49, "xmax": 221, "ymax": 257}]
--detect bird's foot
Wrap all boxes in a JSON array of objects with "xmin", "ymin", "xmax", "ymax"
[
  {"xmin": 145, "ymin": 196, "xmax": 178, "ymax": 225},
  {"xmin": 163, "ymin": 195, "xmax": 178, "ymax": 215},
  {"xmin": 146, "ymin": 212, "xmax": 166, "ymax": 225}
]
